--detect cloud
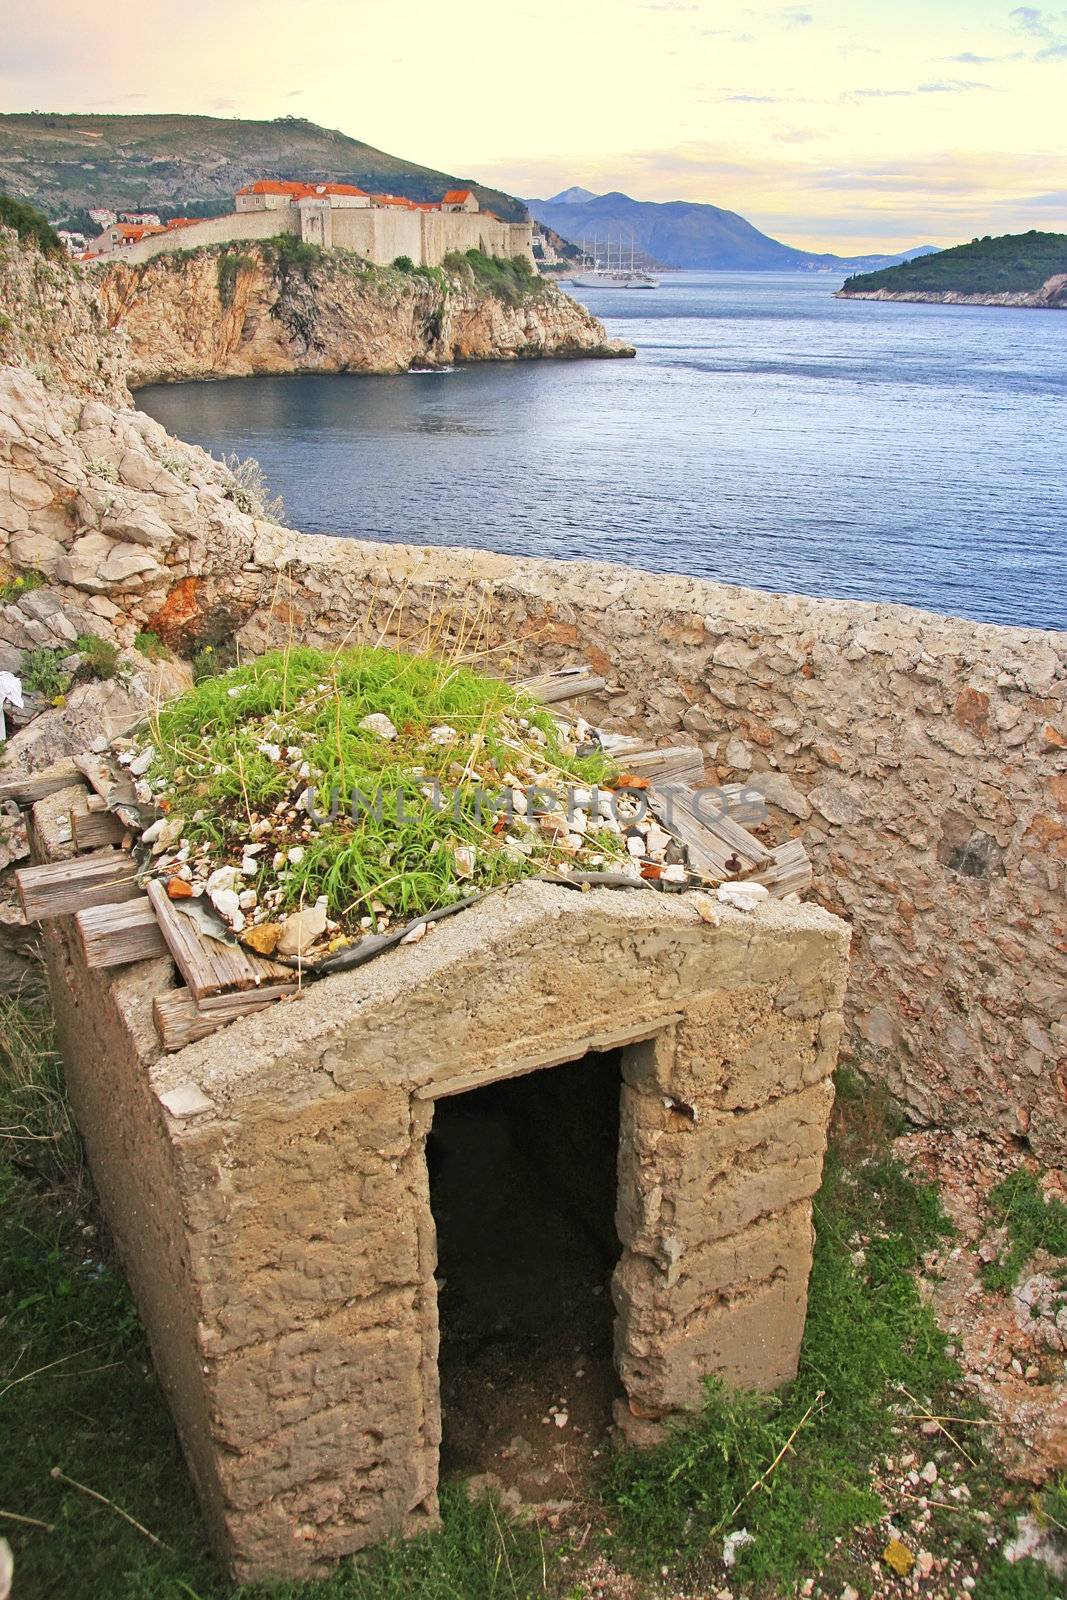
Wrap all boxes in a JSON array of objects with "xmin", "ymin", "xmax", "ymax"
[
  {"xmin": 721, "ymin": 92, "xmax": 781, "ymax": 102},
  {"xmin": 1009, "ymin": 5, "xmax": 1067, "ymax": 56},
  {"xmin": 945, "ymin": 49, "xmax": 1023, "ymax": 63},
  {"xmin": 849, "ymin": 78, "xmax": 991, "ymax": 100},
  {"xmin": 778, "ymin": 6, "xmax": 813, "ymax": 25}
]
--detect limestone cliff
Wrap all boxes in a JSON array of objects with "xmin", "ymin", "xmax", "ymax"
[
  {"xmin": 98, "ymin": 245, "xmax": 631, "ymax": 386},
  {"xmin": 0, "ymin": 226, "xmax": 129, "ymax": 402}
]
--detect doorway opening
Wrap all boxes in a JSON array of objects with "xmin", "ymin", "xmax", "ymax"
[{"xmin": 428, "ymin": 1048, "xmax": 623, "ymax": 1500}]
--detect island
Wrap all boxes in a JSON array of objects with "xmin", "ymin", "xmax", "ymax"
[{"xmin": 837, "ymin": 229, "xmax": 1067, "ymax": 310}]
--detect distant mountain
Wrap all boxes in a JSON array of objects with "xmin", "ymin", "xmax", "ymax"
[
  {"xmin": 527, "ymin": 188, "xmax": 936, "ymax": 273},
  {"xmin": 545, "ymin": 186, "xmax": 599, "ymax": 205},
  {"xmin": 0, "ymin": 112, "xmax": 527, "ymax": 232},
  {"xmin": 841, "ymin": 230, "xmax": 1067, "ymax": 298}
]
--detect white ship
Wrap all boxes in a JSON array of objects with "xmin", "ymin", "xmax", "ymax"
[{"xmin": 568, "ymin": 234, "xmax": 658, "ymax": 290}]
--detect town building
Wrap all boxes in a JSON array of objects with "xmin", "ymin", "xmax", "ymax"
[{"xmin": 118, "ymin": 211, "xmax": 162, "ymax": 227}]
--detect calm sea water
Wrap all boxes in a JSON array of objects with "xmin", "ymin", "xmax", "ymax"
[{"xmin": 136, "ymin": 272, "xmax": 1067, "ymax": 631}]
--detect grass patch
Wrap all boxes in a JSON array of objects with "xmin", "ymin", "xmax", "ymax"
[
  {"xmin": 134, "ymin": 630, "xmax": 170, "ymax": 662},
  {"xmin": 0, "ymin": 569, "xmax": 45, "ymax": 604},
  {"xmin": 74, "ymin": 633, "xmax": 121, "ymax": 682},
  {"xmin": 981, "ymin": 1169, "xmax": 1067, "ymax": 1293},
  {"xmin": 140, "ymin": 644, "xmax": 622, "ymax": 938}
]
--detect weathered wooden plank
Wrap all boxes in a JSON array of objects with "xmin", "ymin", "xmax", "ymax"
[
  {"xmin": 748, "ymin": 838, "xmax": 812, "ymax": 898},
  {"xmin": 145, "ymin": 880, "xmax": 294, "ymax": 1000},
  {"xmin": 0, "ymin": 759, "xmax": 84, "ymax": 807},
  {"xmin": 198, "ymin": 980, "xmax": 299, "ymax": 1014},
  {"xmin": 71, "ymin": 807, "xmax": 128, "ymax": 850},
  {"xmin": 153, "ymin": 985, "xmax": 297, "ymax": 1051},
  {"xmin": 519, "ymin": 665, "xmax": 607, "ymax": 704},
  {"xmin": 649, "ymin": 785, "xmax": 734, "ymax": 880},
  {"xmin": 71, "ymin": 752, "xmax": 147, "ymax": 828},
  {"xmin": 75, "ymin": 898, "xmax": 168, "ymax": 968},
  {"xmin": 619, "ymin": 744, "xmax": 706, "ymax": 786},
  {"xmin": 16, "ymin": 848, "xmax": 141, "ymax": 921}
]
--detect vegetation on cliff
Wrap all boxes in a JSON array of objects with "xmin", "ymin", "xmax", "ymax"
[
  {"xmin": 841, "ymin": 230, "xmax": 1067, "ymax": 296},
  {"xmin": 0, "ymin": 111, "xmax": 526, "ymax": 231},
  {"xmin": 0, "ymin": 193, "xmax": 63, "ymax": 258}
]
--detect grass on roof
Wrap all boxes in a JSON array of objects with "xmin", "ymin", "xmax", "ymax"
[{"xmin": 142, "ymin": 644, "xmax": 623, "ymax": 936}]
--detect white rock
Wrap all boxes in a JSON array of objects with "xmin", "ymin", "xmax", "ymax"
[
  {"xmin": 209, "ymin": 887, "xmax": 242, "ymax": 929},
  {"xmin": 662, "ymin": 864, "xmax": 687, "ymax": 883},
  {"xmin": 359, "ymin": 712, "xmax": 397, "ymax": 740},
  {"xmin": 454, "ymin": 845, "xmax": 476, "ymax": 879},
  {"xmin": 128, "ymin": 746, "xmax": 154, "ymax": 776},
  {"xmin": 722, "ymin": 1528, "xmax": 753, "ymax": 1568},
  {"xmin": 287, "ymin": 845, "xmax": 305, "ymax": 866},
  {"xmin": 277, "ymin": 896, "xmax": 329, "ymax": 956},
  {"xmin": 206, "ymin": 865, "xmax": 240, "ymax": 896},
  {"xmin": 429, "ymin": 724, "xmax": 458, "ymax": 745},
  {"xmin": 238, "ymin": 889, "xmax": 258, "ymax": 910},
  {"xmin": 717, "ymin": 882, "xmax": 769, "ymax": 912}
]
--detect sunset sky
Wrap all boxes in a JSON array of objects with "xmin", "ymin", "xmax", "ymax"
[{"xmin": 4, "ymin": 0, "xmax": 1064, "ymax": 251}]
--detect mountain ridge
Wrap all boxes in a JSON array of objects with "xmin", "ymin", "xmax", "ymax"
[{"xmin": 528, "ymin": 187, "xmax": 936, "ymax": 273}]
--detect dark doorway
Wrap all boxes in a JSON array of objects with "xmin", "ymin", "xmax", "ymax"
[{"xmin": 428, "ymin": 1048, "xmax": 623, "ymax": 1500}]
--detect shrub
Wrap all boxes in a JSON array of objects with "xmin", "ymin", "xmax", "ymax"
[
  {"xmin": 219, "ymin": 451, "xmax": 285, "ymax": 523},
  {"xmin": 134, "ymin": 630, "xmax": 169, "ymax": 662},
  {"xmin": 262, "ymin": 232, "xmax": 321, "ymax": 284},
  {"xmin": 74, "ymin": 633, "xmax": 121, "ymax": 681},
  {"xmin": 19, "ymin": 647, "xmax": 71, "ymax": 699},
  {"xmin": 392, "ymin": 254, "xmax": 415, "ymax": 272},
  {"xmin": 216, "ymin": 250, "xmax": 255, "ymax": 308},
  {"xmin": 442, "ymin": 247, "xmax": 544, "ymax": 305},
  {"xmin": 0, "ymin": 194, "xmax": 64, "ymax": 258}
]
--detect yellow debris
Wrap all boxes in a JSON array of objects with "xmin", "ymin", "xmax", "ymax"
[{"xmin": 883, "ymin": 1537, "xmax": 915, "ymax": 1576}]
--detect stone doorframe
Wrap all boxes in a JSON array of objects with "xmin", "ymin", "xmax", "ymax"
[{"xmin": 33, "ymin": 786, "xmax": 848, "ymax": 1585}]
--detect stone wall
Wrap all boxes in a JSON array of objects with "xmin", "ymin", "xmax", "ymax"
[{"xmin": 114, "ymin": 205, "xmax": 535, "ymax": 271}]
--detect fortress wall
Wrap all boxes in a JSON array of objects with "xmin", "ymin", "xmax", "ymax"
[
  {"xmin": 111, "ymin": 208, "xmax": 536, "ymax": 271},
  {"xmin": 116, "ymin": 209, "xmax": 299, "ymax": 265},
  {"xmin": 229, "ymin": 532, "xmax": 1066, "ymax": 1163}
]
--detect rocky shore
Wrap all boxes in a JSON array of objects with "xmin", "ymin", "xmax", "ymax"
[{"xmin": 837, "ymin": 272, "xmax": 1067, "ymax": 310}]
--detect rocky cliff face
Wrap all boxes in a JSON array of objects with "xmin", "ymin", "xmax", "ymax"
[
  {"xmin": 0, "ymin": 227, "xmax": 129, "ymax": 402},
  {"xmin": 98, "ymin": 247, "xmax": 630, "ymax": 386}
]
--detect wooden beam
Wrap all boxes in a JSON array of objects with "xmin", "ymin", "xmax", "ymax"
[
  {"xmin": 145, "ymin": 880, "xmax": 295, "ymax": 1000},
  {"xmin": 0, "ymin": 759, "xmax": 84, "ymax": 807},
  {"xmin": 748, "ymin": 837, "xmax": 812, "ymax": 899},
  {"xmin": 16, "ymin": 848, "xmax": 142, "ymax": 922},
  {"xmin": 153, "ymin": 985, "xmax": 297, "ymax": 1051},
  {"xmin": 518, "ymin": 665, "xmax": 607, "ymax": 704},
  {"xmin": 75, "ymin": 898, "xmax": 168, "ymax": 968},
  {"xmin": 71, "ymin": 808, "xmax": 128, "ymax": 850}
]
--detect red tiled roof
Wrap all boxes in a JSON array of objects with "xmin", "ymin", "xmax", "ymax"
[
  {"xmin": 237, "ymin": 179, "xmax": 369, "ymax": 199},
  {"xmin": 164, "ymin": 217, "xmax": 200, "ymax": 229},
  {"xmin": 442, "ymin": 188, "xmax": 472, "ymax": 203}
]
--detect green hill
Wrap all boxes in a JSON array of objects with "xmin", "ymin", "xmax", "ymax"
[
  {"xmin": 841, "ymin": 230, "xmax": 1067, "ymax": 296},
  {"xmin": 0, "ymin": 112, "xmax": 526, "ymax": 232}
]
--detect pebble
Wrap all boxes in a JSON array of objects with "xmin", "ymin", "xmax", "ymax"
[
  {"xmin": 359, "ymin": 713, "xmax": 397, "ymax": 740},
  {"xmin": 921, "ymin": 1460, "xmax": 938, "ymax": 1485},
  {"xmin": 277, "ymin": 897, "xmax": 329, "ymax": 956}
]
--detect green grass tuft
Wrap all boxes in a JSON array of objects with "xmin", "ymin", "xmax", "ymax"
[
  {"xmin": 143, "ymin": 644, "xmax": 620, "ymax": 933},
  {"xmin": 981, "ymin": 1169, "xmax": 1067, "ymax": 1293}
]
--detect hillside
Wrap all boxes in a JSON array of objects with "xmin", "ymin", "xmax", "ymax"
[
  {"xmin": 840, "ymin": 230, "xmax": 1067, "ymax": 297},
  {"xmin": 0, "ymin": 112, "xmax": 526, "ymax": 231},
  {"xmin": 528, "ymin": 188, "xmax": 935, "ymax": 273}
]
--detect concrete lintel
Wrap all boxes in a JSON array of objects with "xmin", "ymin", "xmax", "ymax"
[{"xmin": 415, "ymin": 1012, "xmax": 683, "ymax": 1100}]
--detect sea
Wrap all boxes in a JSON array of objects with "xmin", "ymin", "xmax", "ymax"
[{"xmin": 135, "ymin": 270, "xmax": 1067, "ymax": 632}]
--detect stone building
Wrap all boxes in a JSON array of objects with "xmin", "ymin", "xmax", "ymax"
[{"xmin": 87, "ymin": 177, "xmax": 535, "ymax": 269}]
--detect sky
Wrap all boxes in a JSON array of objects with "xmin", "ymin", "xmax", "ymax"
[{"xmin": 3, "ymin": 0, "xmax": 1064, "ymax": 252}]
